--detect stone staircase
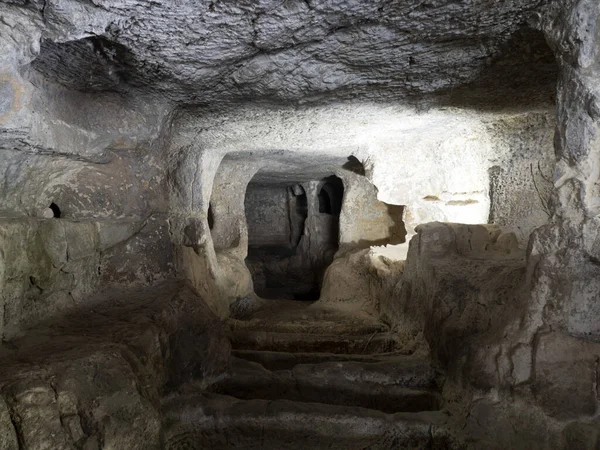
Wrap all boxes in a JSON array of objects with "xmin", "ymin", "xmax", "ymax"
[{"xmin": 161, "ymin": 300, "xmax": 462, "ymax": 449}]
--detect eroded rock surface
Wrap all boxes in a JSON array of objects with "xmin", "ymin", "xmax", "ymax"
[
  {"xmin": 1, "ymin": 0, "xmax": 600, "ymax": 448},
  {"xmin": 1, "ymin": 0, "xmax": 555, "ymax": 105},
  {"xmin": 0, "ymin": 281, "xmax": 228, "ymax": 449}
]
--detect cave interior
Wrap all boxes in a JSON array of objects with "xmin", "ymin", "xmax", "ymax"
[{"xmin": 0, "ymin": 0, "xmax": 599, "ymax": 449}]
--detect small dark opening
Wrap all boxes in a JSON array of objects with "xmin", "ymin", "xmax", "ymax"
[
  {"xmin": 208, "ymin": 203, "xmax": 214, "ymax": 230},
  {"xmin": 49, "ymin": 203, "xmax": 61, "ymax": 218},
  {"xmin": 291, "ymin": 185, "xmax": 308, "ymax": 247},
  {"xmin": 295, "ymin": 188, "xmax": 308, "ymax": 215},
  {"xmin": 318, "ymin": 176, "xmax": 344, "ymax": 215},
  {"xmin": 318, "ymin": 189, "xmax": 332, "ymax": 214}
]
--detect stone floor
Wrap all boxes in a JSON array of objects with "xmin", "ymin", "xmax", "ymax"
[
  {"xmin": 162, "ymin": 299, "xmax": 465, "ymax": 449},
  {"xmin": 0, "ymin": 285, "xmax": 465, "ymax": 449}
]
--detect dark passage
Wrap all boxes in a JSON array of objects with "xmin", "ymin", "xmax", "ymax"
[
  {"xmin": 245, "ymin": 177, "xmax": 343, "ymax": 301},
  {"xmin": 49, "ymin": 202, "xmax": 61, "ymax": 218},
  {"xmin": 318, "ymin": 176, "xmax": 343, "ymax": 215}
]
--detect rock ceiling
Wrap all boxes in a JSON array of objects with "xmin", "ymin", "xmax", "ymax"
[
  {"xmin": 0, "ymin": 0, "xmax": 559, "ymax": 215},
  {"xmin": 3, "ymin": 0, "xmax": 557, "ymax": 108}
]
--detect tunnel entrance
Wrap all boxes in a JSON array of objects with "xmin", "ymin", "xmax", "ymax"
[{"xmin": 245, "ymin": 176, "xmax": 344, "ymax": 301}]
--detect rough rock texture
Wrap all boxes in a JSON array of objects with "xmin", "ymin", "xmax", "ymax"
[
  {"xmin": 338, "ymin": 170, "xmax": 406, "ymax": 252},
  {"xmin": 375, "ymin": 223, "xmax": 551, "ymax": 448},
  {"xmin": 170, "ymin": 104, "xmax": 555, "ymax": 240},
  {"xmin": 0, "ymin": 0, "xmax": 558, "ymax": 324},
  {"xmin": 245, "ymin": 186, "xmax": 293, "ymax": 247},
  {"xmin": 319, "ymin": 247, "xmax": 406, "ymax": 318},
  {"xmin": 0, "ymin": 216, "xmax": 174, "ymax": 339},
  {"xmin": 159, "ymin": 299, "xmax": 464, "ymax": 450},
  {"xmin": 533, "ymin": 0, "xmax": 600, "ymax": 340},
  {"xmin": 166, "ymin": 103, "xmax": 556, "ymax": 317},
  {"xmin": 485, "ymin": 113, "xmax": 555, "ymax": 240},
  {"xmin": 386, "ymin": 217, "xmax": 600, "ymax": 447},
  {"xmin": 0, "ymin": 280, "xmax": 229, "ymax": 450},
  {"xmin": 389, "ymin": 222, "xmax": 526, "ymax": 385},
  {"xmin": 7, "ymin": 0, "xmax": 600, "ymax": 448},
  {"xmin": 1, "ymin": 0, "xmax": 556, "ymax": 106}
]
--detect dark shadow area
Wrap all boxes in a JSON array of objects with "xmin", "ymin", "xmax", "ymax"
[
  {"xmin": 318, "ymin": 189, "xmax": 332, "ymax": 214},
  {"xmin": 386, "ymin": 203, "xmax": 407, "ymax": 244},
  {"xmin": 318, "ymin": 176, "xmax": 343, "ymax": 215},
  {"xmin": 290, "ymin": 185, "xmax": 307, "ymax": 247},
  {"xmin": 342, "ymin": 156, "xmax": 366, "ymax": 176},
  {"xmin": 0, "ymin": 279, "xmax": 227, "ymax": 393},
  {"xmin": 208, "ymin": 203, "xmax": 214, "ymax": 230},
  {"xmin": 30, "ymin": 36, "xmax": 138, "ymax": 92},
  {"xmin": 245, "ymin": 178, "xmax": 343, "ymax": 301},
  {"xmin": 316, "ymin": 175, "xmax": 343, "ymax": 268},
  {"xmin": 49, "ymin": 202, "xmax": 61, "ymax": 218},
  {"xmin": 434, "ymin": 27, "xmax": 558, "ymax": 111}
]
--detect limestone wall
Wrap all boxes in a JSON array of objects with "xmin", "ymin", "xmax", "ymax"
[
  {"xmin": 175, "ymin": 154, "xmax": 256, "ymax": 318},
  {"xmin": 0, "ymin": 100, "xmax": 557, "ymax": 328},
  {"xmin": 381, "ymin": 216, "xmax": 600, "ymax": 446},
  {"xmin": 485, "ymin": 113, "xmax": 555, "ymax": 241},
  {"xmin": 337, "ymin": 170, "xmax": 406, "ymax": 253},
  {"xmin": 0, "ymin": 124, "xmax": 175, "ymax": 337},
  {"xmin": 171, "ymin": 105, "xmax": 555, "ymax": 246},
  {"xmin": 386, "ymin": 222, "xmax": 526, "ymax": 383},
  {"xmin": 0, "ymin": 217, "xmax": 174, "ymax": 340},
  {"xmin": 245, "ymin": 186, "xmax": 291, "ymax": 247}
]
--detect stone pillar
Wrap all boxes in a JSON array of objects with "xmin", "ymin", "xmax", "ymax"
[
  {"xmin": 167, "ymin": 147, "xmax": 228, "ymax": 315},
  {"xmin": 532, "ymin": 0, "xmax": 600, "ymax": 339},
  {"xmin": 505, "ymin": 0, "xmax": 600, "ymax": 422},
  {"xmin": 210, "ymin": 158, "xmax": 260, "ymax": 259}
]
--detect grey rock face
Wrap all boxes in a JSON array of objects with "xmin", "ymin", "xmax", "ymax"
[
  {"xmin": 0, "ymin": 216, "xmax": 175, "ymax": 339},
  {"xmin": 0, "ymin": 281, "xmax": 229, "ymax": 450},
  {"xmin": 3, "ymin": 0, "xmax": 600, "ymax": 447},
  {"xmin": 392, "ymin": 222, "xmax": 528, "ymax": 385},
  {"xmin": 2, "ymin": 0, "xmax": 555, "ymax": 106}
]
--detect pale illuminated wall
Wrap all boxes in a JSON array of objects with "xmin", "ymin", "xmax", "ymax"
[
  {"xmin": 367, "ymin": 120, "xmax": 493, "ymax": 235},
  {"xmin": 171, "ymin": 104, "xmax": 555, "ymax": 248}
]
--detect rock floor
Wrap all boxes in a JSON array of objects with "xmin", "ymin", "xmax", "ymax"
[
  {"xmin": 0, "ymin": 281, "xmax": 229, "ymax": 450},
  {"xmin": 163, "ymin": 299, "xmax": 464, "ymax": 449},
  {"xmin": 0, "ymin": 286, "xmax": 464, "ymax": 449}
]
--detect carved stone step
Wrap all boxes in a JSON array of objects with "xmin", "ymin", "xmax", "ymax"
[
  {"xmin": 233, "ymin": 348, "xmax": 430, "ymax": 375},
  {"xmin": 231, "ymin": 330, "xmax": 404, "ymax": 354},
  {"xmin": 208, "ymin": 358, "xmax": 440, "ymax": 414},
  {"xmin": 161, "ymin": 392, "xmax": 459, "ymax": 450}
]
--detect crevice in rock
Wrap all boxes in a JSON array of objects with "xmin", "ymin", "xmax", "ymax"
[{"xmin": 49, "ymin": 202, "xmax": 61, "ymax": 218}]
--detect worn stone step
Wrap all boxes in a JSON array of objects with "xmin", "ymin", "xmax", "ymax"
[
  {"xmin": 230, "ymin": 355, "xmax": 438, "ymax": 389},
  {"xmin": 208, "ymin": 358, "xmax": 440, "ymax": 413},
  {"xmin": 228, "ymin": 299, "xmax": 389, "ymax": 335},
  {"xmin": 161, "ymin": 392, "xmax": 459, "ymax": 450},
  {"xmin": 228, "ymin": 314, "xmax": 387, "ymax": 335},
  {"xmin": 231, "ymin": 330, "xmax": 404, "ymax": 354},
  {"xmin": 233, "ymin": 347, "xmax": 423, "ymax": 370},
  {"xmin": 290, "ymin": 357, "xmax": 438, "ymax": 389}
]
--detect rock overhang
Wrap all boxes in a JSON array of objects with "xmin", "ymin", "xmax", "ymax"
[{"xmin": 1, "ymin": 0, "xmax": 556, "ymax": 108}]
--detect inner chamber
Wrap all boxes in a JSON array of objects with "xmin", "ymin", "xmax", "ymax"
[{"xmin": 245, "ymin": 176, "xmax": 344, "ymax": 301}]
